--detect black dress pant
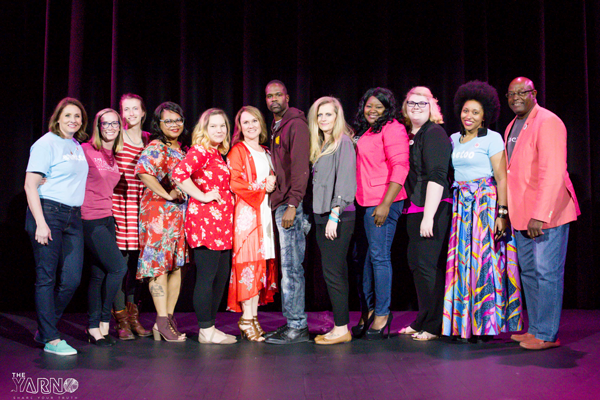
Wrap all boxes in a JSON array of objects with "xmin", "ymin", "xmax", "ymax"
[
  {"xmin": 406, "ymin": 201, "xmax": 451, "ymax": 335},
  {"xmin": 193, "ymin": 247, "xmax": 231, "ymax": 329},
  {"xmin": 316, "ymin": 219, "xmax": 355, "ymax": 326}
]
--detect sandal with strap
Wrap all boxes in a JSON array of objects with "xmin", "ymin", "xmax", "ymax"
[
  {"xmin": 252, "ymin": 316, "xmax": 265, "ymax": 337},
  {"xmin": 239, "ymin": 317, "xmax": 264, "ymax": 342},
  {"xmin": 412, "ymin": 331, "xmax": 439, "ymax": 341},
  {"xmin": 398, "ymin": 325, "xmax": 418, "ymax": 335}
]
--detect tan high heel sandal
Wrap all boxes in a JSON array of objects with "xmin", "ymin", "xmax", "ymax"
[
  {"xmin": 239, "ymin": 317, "xmax": 264, "ymax": 342},
  {"xmin": 252, "ymin": 316, "xmax": 265, "ymax": 337}
]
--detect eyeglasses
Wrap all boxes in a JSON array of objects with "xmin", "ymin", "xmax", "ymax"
[
  {"xmin": 407, "ymin": 101, "xmax": 429, "ymax": 109},
  {"xmin": 100, "ymin": 121, "xmax": 121, "ymax": 129},
  {"xmin": 505, "ymin": 90, "xmax": 535, "ymax": 99},
  {"xmin": 160, "ymin": 118, "xmax": 184, "ymax": 127}
]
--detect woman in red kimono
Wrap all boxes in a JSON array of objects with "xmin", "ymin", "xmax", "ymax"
[{"xmin": 227, "ymin": 106, "xmax": 278, "ymax": 342}]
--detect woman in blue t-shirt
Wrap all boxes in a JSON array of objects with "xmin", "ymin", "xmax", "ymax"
[
  {"xmin": 442, "ymin": 81, "xmax": 523, "ymax": 341},
  {"xmin": 24, "ymin": 98, "xmax": 89, "ymax": 356}
]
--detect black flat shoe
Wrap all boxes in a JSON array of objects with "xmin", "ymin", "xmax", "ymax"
[
  {"xmin": 351, "ymin": 310, "xmax": 374, "ymax": 338},
  {"xmin": 103, "ymin": 334, "xmax": 117, "ymax": 345},
  {"xmin": 365, "ymin": 313, "xmax": 393, "ymax": 341},
  {"xmin": 86, "ymin": 330, "xmax": 113, "ymax": 347}
]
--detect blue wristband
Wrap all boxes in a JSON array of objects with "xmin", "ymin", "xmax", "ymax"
[{"xmin": 328, "ymin": 215, "xmax": 339, "ymax": 223}]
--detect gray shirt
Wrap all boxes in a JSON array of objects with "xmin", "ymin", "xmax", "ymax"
[
  {"xmin": 507, "ymin": 118, "xmax": 526, "ymax": 162},
  {"xmin": 311, "ymin": 134, "xmax": 357, "ymax": 215}
]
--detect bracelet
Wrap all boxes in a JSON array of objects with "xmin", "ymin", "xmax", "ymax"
[
  {"xmin": 328, "ymin": 215, "xmax": 339, "ymax": 223},
  {"xmin": 330, "ymin": 209, "xmax": 340, "ymax": 217},
  {"xmin": 497, "ymin": 205, "xmax": 508, "ymax": 219}
]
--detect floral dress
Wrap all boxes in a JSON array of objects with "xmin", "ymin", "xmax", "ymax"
[
  {"xmin": 135, "ymin": 140, "xmax": 189, "ymax": 279},
  {"xmin": 172, "ymin": 144, "xmax": 234, "ymax": 250},
  {"xmin": 225, "ymin": 142, "xmax": 278, "ymax": 312}
]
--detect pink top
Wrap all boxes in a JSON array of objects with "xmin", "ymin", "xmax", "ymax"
[
  {"xmin": 356, "ymin": 119, "xmax": 410, "ymax": 207},
  {"xmin": 81, "ymin": 143, "xmax": 121, "ymax": 220}
]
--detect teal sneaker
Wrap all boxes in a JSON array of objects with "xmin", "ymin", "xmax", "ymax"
[{"xmin": 44, "ymin": 340, "xmax": 77, "ymax": 356}]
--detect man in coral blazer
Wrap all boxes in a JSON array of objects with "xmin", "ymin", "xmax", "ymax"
[{"xmin": 504, "ymin": 77, "xmax": 580, "ymax": 350}]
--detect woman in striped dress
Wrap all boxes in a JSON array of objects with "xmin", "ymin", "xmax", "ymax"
[
  {"xmin": 111, "ymin": 94, "xmax": 152, "ymax": 339},
  {"xmin": 442, "ymin": 81, "xmax": 523, "ymax": 341}
]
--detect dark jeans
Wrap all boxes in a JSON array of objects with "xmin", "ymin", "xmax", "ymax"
[
  {"xmin": 113, "ymin": 250, "xmax": 143, "ymax": 310},
  {"xmin": 25, "ymin": 199, "xmax": 84, "ymax": 343},
  {"xmin": 316, "ymin": 218, "xmax": 355, "ymax": 326},
  {"xmin": 193, "ymin": 247, "xmax": 231, "ymax": 329},
  {"xmin": 406, "ymin": 202, "xmax": 451, "ymax": 335},
  {"xmin": 362, "ymin": 201, "xmax": 403, "ymax": 317},
  {"xmin": 83, "ymin": 217, "xmax": 128, "ymax": 328}
]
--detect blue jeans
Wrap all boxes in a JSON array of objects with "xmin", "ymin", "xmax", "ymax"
[
  {"xmin": 275, "ymin": 202, "xmax": 309, "ymax": 329},
  {"xmin": 362, "ymin": 201, "xmax": 403, "ymax": 317},
  {"xmin": 25, "ymin": 199, "xmax": 84, "ymax": 343},
  {"xmin": 515, "ymin": 224, "xmax": 569, "ymax": 342},
  {"xmin": 83, "ymin": 217, "xmax": 128, "ymax": 328}
]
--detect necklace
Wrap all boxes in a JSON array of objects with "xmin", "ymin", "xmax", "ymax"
[{"xmin": 125, "ymin": 129, "xmax": 143, "ymax": 146}]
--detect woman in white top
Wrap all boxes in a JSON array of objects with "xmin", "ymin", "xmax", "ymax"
[{"xmin": 226, "ymin": 106, "xmax": 278, "ymax": 341}]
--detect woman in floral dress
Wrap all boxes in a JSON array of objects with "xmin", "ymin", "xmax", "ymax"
[
  {"xmin": 135, "ymin": 102, "xmax": 188, "ymax": 342},
  {"xmin": 226, "ymin": 106, "xmax": 278, "ymax": 342},
  {"xmin": 173, "ymin": 108, "xmax": 236, "ymax": 345}
]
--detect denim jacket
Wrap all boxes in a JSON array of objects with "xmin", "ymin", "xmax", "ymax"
[{"xmin": 312, "ymin": 134, "xmax": 357, "ymax": 214}]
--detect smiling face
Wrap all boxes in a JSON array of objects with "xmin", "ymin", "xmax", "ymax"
[
  {"xmin": 57, "ymin": 104, "xmax": 83, "ymax": 139},
  {"xmin": 121, "ymin": 98, "xmax": 145, "ymax": 129},
  {"xmin": 507, "ymin": 78, "xmax": 537, "ymax": 119},
  {"xmin": 160, "ymin": 109, "xmax": 184, "ymax": 141},
  {"xmin": 207, "ymin": 114, "xmax": 228, "ymax": 147},
  {"xmin": 240, "ymin": 111, "xmax": 261, "ymax": 143},
  {"xmin": 461, "ymin": 100, "xmax": 484, "ymax": 134},
  {"xmin": 364, "ymin": 96, "xmax": 385, "ymax": 126},
  {"xmin": 406, "ymin": 94, "xmax": 430, "ymax": 129},
  {"xmin": 317, "ymin": 103, "xmax": 337, "ymax": 136},
  {"xmin": 100, "ymin": 111, "xmax": 120, "ymax": 145}
]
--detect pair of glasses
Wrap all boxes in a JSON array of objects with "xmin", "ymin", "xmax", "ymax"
[
  {"xmin": 161, "ymin": 118, "xmax": 184, "ymax": 127},
  {"xmin": 100, "ymin": 121, "xmax": 121, "ymax": 129},
  {"xmin": 407, "ymin": 101, "xmax": 429, "ymax": 109},
  {"xmin": 505, "ymin": 90, "xmax": 534, "ymax": 98}
]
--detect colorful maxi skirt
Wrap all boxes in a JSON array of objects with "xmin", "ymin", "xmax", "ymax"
[{"xmin": 442, "ymin": 177, "xmax": 523, "ymax": 338}]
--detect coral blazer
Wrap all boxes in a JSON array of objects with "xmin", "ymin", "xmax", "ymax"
[{"xmin": 504, "ymin": 104, "xmax": 580, "ymax": 231}]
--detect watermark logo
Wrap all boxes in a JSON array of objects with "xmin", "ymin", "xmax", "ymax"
[{"xmin": 11, "ymin": 372, "xmax": 79, "ymax": 396}]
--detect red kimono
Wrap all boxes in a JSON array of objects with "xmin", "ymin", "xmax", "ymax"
[{"xmin": 226, "ymin": 142, "xmax": 278, "ymax": 312}]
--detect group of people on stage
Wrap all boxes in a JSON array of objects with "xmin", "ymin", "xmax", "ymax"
[{"xmin": 24, "ymin": 76, "xmax": 580, "ymax": 356}]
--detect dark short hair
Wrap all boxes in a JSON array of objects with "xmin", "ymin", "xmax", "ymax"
[
  {"xmin": 48, "ymin": 97, "xmax": 88, "ymax": 142},
  {"xmin": 150, "ymin": 102, "xmax": 188, "ymax": 145},
  {"xmin": 265, "ymin": 79, "xmax": 287, "ymax": 94},
  {"xmin": 353, "ymin": 87, "xmax": 401, "ymax": 135},
  {"xmin": 453, "ymin": 80, "xmax": 501, "ymax": 134}
]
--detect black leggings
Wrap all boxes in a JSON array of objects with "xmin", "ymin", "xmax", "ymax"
[
  {"xmin": 83, "ymin": 217, "xmax": 128, "ymax": 328},
  {"xmin": 113, "ymin": 250, "xmax": 143, "ymax": 310},
  {"xmin": 316, "ymin": 219, "xmax": 355, "ymax": 326},
  {"xmin": 193, "ymin": 247, "xmax": 231, "ymax": 329},
  {"xmin": 406, "ymin": 201, "xmax": 451, "ymax": 335}
]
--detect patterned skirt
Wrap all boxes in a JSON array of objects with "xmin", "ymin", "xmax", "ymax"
[{"xmin": 442, "ymin": 177, "xmax": 523, "ymax": 338}]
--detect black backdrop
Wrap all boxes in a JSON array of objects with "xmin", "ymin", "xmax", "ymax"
[{"xmin": 1, "ymin": 0, "xmax": 599, "ymax": 313}]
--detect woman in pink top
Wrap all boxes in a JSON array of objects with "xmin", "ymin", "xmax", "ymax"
[
  {"xmin": 81, "ymin": 108, "xmax": 128, "ymax": 346},
  {"xmin": 353, "ymin": 87, "xmax": 410, "ymax": 340}
]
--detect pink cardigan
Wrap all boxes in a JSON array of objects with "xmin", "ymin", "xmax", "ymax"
[{"xmin": 356, "ymin": 119, "xmax": 410, "ymax": 207}]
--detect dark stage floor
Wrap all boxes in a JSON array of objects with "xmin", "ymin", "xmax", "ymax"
[{"xmin": 1, "ymin": 310, "xmax": 599, "ymax": 400}]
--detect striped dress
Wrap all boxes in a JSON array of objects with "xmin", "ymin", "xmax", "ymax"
[{"xmin": 111, "ymin": 133, "xmax": 150, "ymax": 250}]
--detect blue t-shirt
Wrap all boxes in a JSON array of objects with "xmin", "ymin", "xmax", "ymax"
[
  {"xmin": 26, "ymin": 132, "xmax": 89, "ymax": 207},
  {"xmin": 450, "ymin": 129, "xmax": 504, "ymax": 182}
]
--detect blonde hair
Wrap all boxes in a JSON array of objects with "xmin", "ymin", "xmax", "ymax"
[
  {"xmin": 401, "ymin": 86, "xmax": 444, "ymax": 131},
  {"xmin": 191, "ymin": 108, "xmax": 231, "ymax": 155},
  {"xmin": 89, "ymin": 108, "xmax": 124, "ymax": 153},
  {"xmin": 232, "ymin": 106, "xmax": 268, "ymax": 146},
  {"xmin": 308, "ymin": 96, "xmax": 354, "ymax": 164}
]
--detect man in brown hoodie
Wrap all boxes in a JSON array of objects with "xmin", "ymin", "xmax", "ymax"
[{"xmin": 263, "ymin": 80, "xmax": 311, "ymax": 345}]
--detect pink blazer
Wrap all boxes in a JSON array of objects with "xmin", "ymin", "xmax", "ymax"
[
  {"xmin": 504, "ymin": 104, "xmax": 580, "ymax": 231},
  {"xmin": 356, "ymin": 119, "xmax": 410, "ymax": 207}
]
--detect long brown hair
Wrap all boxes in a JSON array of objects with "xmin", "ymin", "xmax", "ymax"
[{"xmin": 48, "ymin": 97, "xmax": 88, "ymax": 142}]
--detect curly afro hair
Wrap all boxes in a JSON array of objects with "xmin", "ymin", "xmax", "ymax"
[{"xmin": 453, "ymin": 80, "xmax": 501, "ymax": 132}]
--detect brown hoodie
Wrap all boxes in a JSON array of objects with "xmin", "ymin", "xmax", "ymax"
[{"xmin": 270, "ymin": 107, "xmax": 310, "ymax": 210}]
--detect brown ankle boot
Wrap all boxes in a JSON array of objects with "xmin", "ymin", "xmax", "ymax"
[
  {"xmin": 153, "ymin": 316, "xmax": 186, "ymax": 342},
  {"xmin": 112, "ymin": 309, "xmax": 135, "ymax": 340},
  {"xmin": 126, "ymin": 302, "xmax": 151, "ymax": 337},
  {"xmin": 168, "ymin": 314, "xmax": 186, "ymax": 337}
]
